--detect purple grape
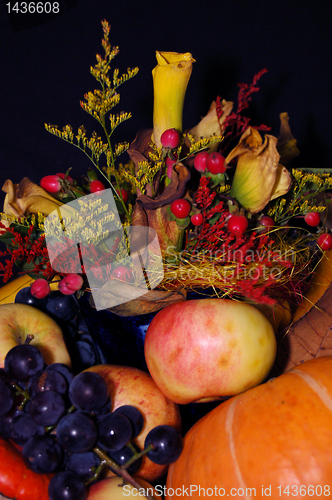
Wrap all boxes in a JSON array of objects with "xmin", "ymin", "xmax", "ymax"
[
  {"xmin": 0, "ymin": 380, "xmax": 14, "ymax": 416},
  {"xmin": 15, "ymin": 286, "xmax": 48, "ymax": 310},
  {"xmin": 0, "ymin": 409, "xmax": 17, "ymax": 439},
  {"xmin": 30, "ymin": 390, "xmax": 66, "ymax": 426},
  {"xmin": 56, "ymin": 411, "xmax": 97, "ymax": 453},
  {"xmin": 46, "ymin": 291, "xmax": 78, "ymax": 322},
  {"xmin": 144, "ymin": 425, "xmax": 183, "ymax": 465},
  {"xmin": 46, "ymin": 363, "xmax": 74, "ymax": 386},
  {"xmin": 114, "ymin": 405, "xmax": 144, "ymax": 438},
  {"xmin": 69, "ymin": 372, "xmax": 108, "ymax": 412},
  {"xmin": 29, "ymin": 369, "xmax": 68, "ymax": 397},
  {"xmin": 0, "ymin": 368, "xmax": 10, "ymax": 383},
  {"xmin": 73, "ymin": 340, "xmax": 97, "ymax": 369},
  {"xmin": 23, "ymin": 435, "xmax": 62, "ymax": 474},
  {"xmin": 5, "ymin": 344, "xmax": 44, "ymax": 380},
  {"xmin": 11, "ymin": 412, "xmax": 44, "ymax": 446},
  {"xmin": 95, "ymin": 398, "xmax": 112, "ymax": 418},
  {"xmin": 48, "ymin": 471, "xmax": 88, "ymax": 500},
  {"xmin": 65, "ymin": 451, "xmax": 100, "ymax": 480},
  {"xmin": 97, "ymin": 412, "xmax": 132, "ymax": 451}
]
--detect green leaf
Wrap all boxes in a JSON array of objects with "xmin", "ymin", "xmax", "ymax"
[
  {"xmin": 208, "ymin": 212, "xmax": 222, "ymax": 226},
  {"xmin": 204, "ymin": 172, "xmax": 225, "ymax": 187},
  {"xmin": 0, "ymin": 232, "xmax": 15, "ymax": 244},
  {"xmin": 176, "ymin": 217, "xmax": 190, "ymax": 229}
]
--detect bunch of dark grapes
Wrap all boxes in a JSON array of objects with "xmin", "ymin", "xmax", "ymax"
[
  {"xmin": 15, "ymin": 286, "xmax": 104, "ymax": 372},
  {"xmin": 0, "ymin": 344, "xmax": 183, "ymax": 500}
]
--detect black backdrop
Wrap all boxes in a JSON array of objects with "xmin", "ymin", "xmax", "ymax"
[{"xmin": 0, "ymin": 0, "xmax": 331, "ymax": 198}]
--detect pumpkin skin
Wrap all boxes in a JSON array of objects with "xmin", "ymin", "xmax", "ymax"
[
  {"xmin": 0, "ymin": 438, "xmax": 51, "ymax": 500},
  {"xmin": 166, "ymin": 356, "xmax": 332, "ymax": 499}
]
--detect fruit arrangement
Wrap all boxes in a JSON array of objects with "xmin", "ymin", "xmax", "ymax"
[{"xmin": 1, "ymin": 17, "xmax": 332, "ymax": 500}]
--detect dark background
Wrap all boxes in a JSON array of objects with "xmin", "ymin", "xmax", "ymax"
[{"xmin": 0, "ymin": 0, "xmax": 331, "ymax": 194}]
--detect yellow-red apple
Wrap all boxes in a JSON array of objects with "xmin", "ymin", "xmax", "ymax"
[
  {"xmin": 87, "ymin": 476, "xmax": 157, "ymax": 500},
  {"xmin": 85, "ymin": 364, "xmax": 181, "ymax": 483},
  {"xmin": 144, "ymin": 298, "xmax": 277, "ymax": 404},
  {"xmin": 0, "ymin": 303, "xmax": 71, "ymax": 368}
]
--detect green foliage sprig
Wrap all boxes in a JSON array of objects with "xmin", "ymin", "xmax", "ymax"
[{"xmin": 268, "ymin": 168, "xmax": 332, "ymax": 224}]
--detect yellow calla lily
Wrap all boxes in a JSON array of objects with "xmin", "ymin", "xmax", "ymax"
[
  {"xmin": 152, "ymin": 51, "xmax": 195, "ymax": 147},
  {"xmin": 227, "ymin": 127, "xmax": 291, "ymax": 213}
]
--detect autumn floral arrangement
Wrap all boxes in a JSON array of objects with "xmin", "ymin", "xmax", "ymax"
[{"xmin": 1, "ymin": 20, "xmax": 332, "ymax": 316}]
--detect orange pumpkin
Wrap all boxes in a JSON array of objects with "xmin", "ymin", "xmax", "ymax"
[
  {"xmin": 166, "ymin": 356, "xmax": 332, "ymax": 499},
  {"xmin": 0, "ymin": 438, "xmax": 51, "ymax": 500}
]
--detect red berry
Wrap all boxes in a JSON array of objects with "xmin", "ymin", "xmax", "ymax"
[
  {"xmin": 304, "ymin": 212, "xmax": 321, "ymax": 227},
  {"xmin": 227, "ymin": 214, "xmax": 248, "ymax": 236},
  {"xmin": 193, "ymin": 152, "xmax": 209, "ymax": 173},
  {"xmin": 170, "ymin": 199, "xmax": 191, "ymax": 219},
  {"xmin": 31, "ymin": 279, "xmax": 51, "ymax": 299},
  {"xmin": 112, "ymin": 266, "xmax": 132, "ymax": 282},
  {"xmin": 58, "ymin": 281, "xmax": 75, "ymax": 295},
  {"xmin": 116, "ymin": 188, "xmax": 129, "ymax": 203},
  {"xmin": 317, "ymin": 233, "xmax": 332, "ymax": 250},
  {"xmin": 166, "ymin": 154, "xmax": 178, "ymax": 179},
  {"xmin": 90, "ymin": 180, "xmax": 105, "ymax": 193},
  {"xmin": 61, "ymin": 273, "xmax": 83, "ymax": 292},
  {"xmin": 206, "ymin": 152, "xmax": 226, "ymax": 175},
  {"xmin": 160, "ymin": 129, "xmax": 180, "ymax": 149},
  {"xmin": 191, "ymin": 213, "xmax": 204, "ymax": 226},
  {"xmin": 56, "ymin": 173, "xmax": 74, "ymax": 185},
  {"xmin": 40, "ymin": 175, "xmax": 61, "ymax": 193},
  {"xmin": 259, "ymin": 215, "xmax": 274, "ymax": 232}
]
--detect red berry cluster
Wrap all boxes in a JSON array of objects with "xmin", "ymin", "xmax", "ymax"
[
  {"xmin": 194, "ymin": 151, "xmax": 227, "ymax": 175},
  {"xmin": 317, "ymin": 233, "xmax": 332, "ymax": 250},
  {"xmin": 31, "ymin": 274, "xmax": 83, "ymax": 299},
  {"xmin": 160, "ymin": 129, "xmax": 180, "ymax": 149},
  {"xmin": 303, "ymin": 212, "xmax": 332, "ymax": 250},
  {"xmin": 304, "ymin": 212, "xmax": 320, "ymax": 227},
  {"xmin": 170, "ymin": 199, "xmax": 191, "ymax": 219},
  {"xmin": 227, "ymin": 214, "xmax": 248, "ymax": 236},
  {"xmin": 90, "ymin": 180, "xmax": 105, "ymax": 193}
]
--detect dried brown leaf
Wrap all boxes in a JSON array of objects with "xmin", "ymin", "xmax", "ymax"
[
  {"xmin": 277, "ymin": 112, "xmax": 300, "ymax": 165},
  {"xmin": 272, "ymin": 250, "xmax": 332, "ymax": 375},
  {"xmin": 2, "ymin": 177, "xmax": 63, "ymax": 218},
  {"xmin": 137, "ymin": 162, "xmax": 191, "ymax": 210}
]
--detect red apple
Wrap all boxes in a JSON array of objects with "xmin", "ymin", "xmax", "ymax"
[
  {"xmin": 0, "ymin": 303, "xmax": 71, "ymax": 368},
  {"xmin": 144, "ymin": 299, "xmax": 277, "ymax": 404},
  {"xmin": 85, "ymin": 365, "xmax": 181, "ymax": 482},
  {"xmin": 87, "ymin": 476, "xmax": 157, "ymax": 500},
  {"xmin": 0, "ymin": 437, "xmax": 51, "ymax": 500}
]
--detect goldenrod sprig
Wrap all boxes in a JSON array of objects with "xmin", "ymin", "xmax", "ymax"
[
  {"xmin": 45, "ymin": 20, "xmax": 138, "ymax": 223},
  {"xmin": 184, "ymin": 133, "xmax": 224, "ymax": 157}
]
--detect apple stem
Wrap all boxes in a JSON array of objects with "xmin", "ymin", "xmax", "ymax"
[
  {"xmin": 24, "ymin": 334, "xmax": 34, "ymax": 344},
  {"xmin": 92, "ymin": 447, "xmax": 158, "ymax": 500}
]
